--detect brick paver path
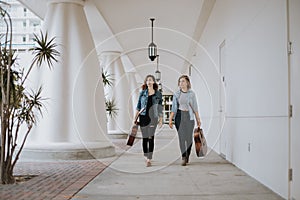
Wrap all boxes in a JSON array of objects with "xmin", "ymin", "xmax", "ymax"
[
  {"xmin": 0, "ymin": 138, "xmax": 133, "ymax": 200},
  {"xmin": 0, "ymin": 160, "xmax": 108, "ymax": 200}
]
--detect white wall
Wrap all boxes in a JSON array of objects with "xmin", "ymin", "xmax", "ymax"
[
  {"xmin": 194, "ymin": 0, "xmax": 289, "ymax": 198},
  {"xmin": 289, "ymin": 0, "xmax": 300, "ymax": 199}
]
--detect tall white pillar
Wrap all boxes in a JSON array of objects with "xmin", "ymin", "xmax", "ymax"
[
  {"xmin": 100, "ymin": 51, "xmax": 132, "ymax": 135},
  {"xmin": 126, "ymin": 71, "xmax": 140, "ymax": 118},
  {"xmin": 23, "ymin": 0, "xmax": 115, "ymax": 160}
]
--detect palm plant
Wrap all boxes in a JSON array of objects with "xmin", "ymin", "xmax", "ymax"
[
  {"xmin": 102, "ymin": 70, "xmax": 113, "ymax": 87},
  {"xmin": 105, "ymin": 98, "xmax": 118, "ymax": 118},
  {"xmin": 102, "ymin": 70, "xmax": 118, "ymax": 118},
  {"xmin": 0, "ymin": 4, "xmax": 59, "ymax": 184}
]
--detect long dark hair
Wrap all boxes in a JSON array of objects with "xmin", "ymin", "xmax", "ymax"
[{"xmin": 142, "ymin": 74, "xmax": 158, "ymax": 90}]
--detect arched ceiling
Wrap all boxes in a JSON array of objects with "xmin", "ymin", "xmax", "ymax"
[{"xmin": 18, "ymin": 0, "xmax": 215, "ymax": 87}]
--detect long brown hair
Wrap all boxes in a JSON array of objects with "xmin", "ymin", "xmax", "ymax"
[
  {"xmin": 142, "ymin": 74, "xmax": 158, "ymax": 90},
  {"xmin": 178, "ymin": 75, "xmax": 191, "ymax": 89}
]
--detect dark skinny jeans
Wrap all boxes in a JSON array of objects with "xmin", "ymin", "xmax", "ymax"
[
  {"xmin": 175, "ymin": 110, "xmax": 194, "ymax": 159},
  {"xmin": 140, "ymin": 124, "xmax": 157, "ymax": 159}
]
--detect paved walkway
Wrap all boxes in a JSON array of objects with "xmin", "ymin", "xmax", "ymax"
[
  {"xmin": 0, "ymin": 127, "xmax": 284, "ymax": 200},
  {"xmin": 75, "ymin": 127, "xmax": 284, "ymax": 200}
]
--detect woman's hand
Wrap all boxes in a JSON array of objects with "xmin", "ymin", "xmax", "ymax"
[
  {"xmin": 169, "ymin": 121, "xmax": 173, "ymax": 129},
  {"xmin": 169, "ymin": 112, "xmax": 174, "ymax": 129},
  {"xmin": 158, "ymin": 118, "xmax": 163, "ymax": 128},
  {"xmin": 196, "ymin": 118, "xmax": 201, "ymax": 128},
  {"xmin": 158, "ymin": 121, "xmax": 163, "ymax": 128},
  {"xmin": 133, "ymin": 110, "xmax": 140, "ymax": 125},
  {"xmin": 194, "ymin": 112, "xmax": 201, "ymax": 128}
]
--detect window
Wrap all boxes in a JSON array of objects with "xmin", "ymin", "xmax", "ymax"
[
  {"xmin": 22, "ymin": 36, "xmax": 26, "ymax": 42},
  {"xmin": 23, "ymin": 8, "xmax": 27, "ymax": 17},
  {"xmin": 32, "ymin": 23, "xmax": 40, "ymax": 32},
  {"xmin": 162, "ymin": 95, "xmax": 173, "ymax": 124},
  {"xmin": 29, "ymin": 36, "xmax": 35, "ymax": 43}
]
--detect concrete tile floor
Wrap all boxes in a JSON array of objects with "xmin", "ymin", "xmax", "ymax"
[{"xmin": 74, "ymin": 127, "xmax": 284, "ymax": 200}]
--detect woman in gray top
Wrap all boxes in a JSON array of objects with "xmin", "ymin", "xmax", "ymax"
[{"xmin": 169, "ymin": 75, "xmax": 201, "ymax": 166}]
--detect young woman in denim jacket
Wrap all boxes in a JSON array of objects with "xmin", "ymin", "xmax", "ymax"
[
  {"xmin": 134, "ymin": 75, "xmax": 163, "ymax": 167},
  {"xmin": 169, "ymin": 75, "xmax": 201, "ymax": 166}
]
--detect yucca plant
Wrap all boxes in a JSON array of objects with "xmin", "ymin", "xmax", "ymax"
[
  {"xmin": 102, "ymin": 70, "xmax": 118, "ymax": 118},
  {"xmin": 102, "ymin": 70, "xmax": 113, "ymax": 87},
  {"xmin": 105, "ymin": 98, "xmax": 118, "ymax": 118},
  {"xmin": 0, "ymin": 4, "xmax": 59, "ymax": 184}
]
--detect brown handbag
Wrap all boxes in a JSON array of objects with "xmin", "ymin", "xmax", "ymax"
[
  {"xmin": 194, "ymin": 127, "xmax": 207, "ymax": 157},
  {"xmin": 127, "ymin": 124, "xmax": 138, "ymax": 146},
  {"xmin": 126, "ymin": 107, "xmax": 145, "ymax": 146}
]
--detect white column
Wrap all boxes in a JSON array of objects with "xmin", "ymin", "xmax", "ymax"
[
  {"xmin": 100, "ymin": 51, "xmax": 132, "ymax": 135},
  {"xmin": 23, "ymin": 0, "xmax": 115, "ymax": 160},
  {"xmin": 126, "ymin": 71, "xmax": 140, "ymax": 118}
]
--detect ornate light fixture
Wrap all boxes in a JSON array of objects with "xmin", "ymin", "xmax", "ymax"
[
  {"xmin": 155, "ymin": 55, "xmax": 161, "ymax": 82},
  {"xmin": 148, "ymin": 18, "xmax": 157, "ymax": 61},
  {"xmin": 158, "ymin": 82, "xmax": 162, "ymax": 92}
]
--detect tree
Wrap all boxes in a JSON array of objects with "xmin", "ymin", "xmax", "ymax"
[{"xmin": 0, "ymin": 4, "xmax": 59, "ymax": 184}]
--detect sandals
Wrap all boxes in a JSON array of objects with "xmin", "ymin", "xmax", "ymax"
[{"xmin": 146, "ymin": 159, "xmax": 151, "ymax": 167}]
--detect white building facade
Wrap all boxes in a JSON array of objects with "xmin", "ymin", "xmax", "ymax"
[
  {"xmin": 0, "ymin": 0, "xmax": 42, "ymax": 50},
  {"xmin": 1, "ymin": 0, "xmax": 299, "ymax": 199}
]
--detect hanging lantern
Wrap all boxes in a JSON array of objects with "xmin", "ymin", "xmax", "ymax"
[{"xmin": 148, "ymin": 18, "xmax": 157, "ymax": 61}]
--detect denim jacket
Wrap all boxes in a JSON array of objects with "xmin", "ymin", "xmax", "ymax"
[
  {"xmin": 171, "ymin": 89, "xmax": 199, "ymax": 120},
  {"xmin": 136, "ymin": 89, "xmax": 163, "ymax": 118}
]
